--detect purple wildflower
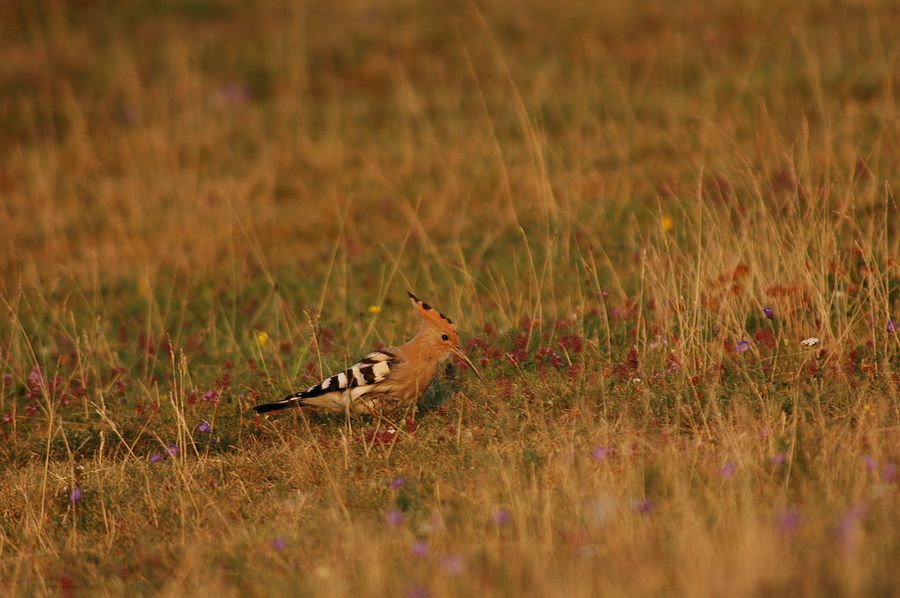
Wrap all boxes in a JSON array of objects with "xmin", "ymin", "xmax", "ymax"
[
  {"xmin": 720, "ymin": 461, "xmax": 737, "ymax": 479},
  {"xmin": 882, "ymin": 462, "xmax": 897, "ymax": 483},
  {"xmin": 411, "ymin": 542, "xmax": 429, "ymax": 558},
  {"xmin": 441, "ymin": 554, "xmax": 464, "ymax": 575},
  {"xmin": 864, "ymin": 455, "xmax": 877, "ymax": 472},
  {"xmin": 150, "ymin": 453, "xmax": 163, "ymax": 464},
  {"xmin": 70, "ymin": 487, "xmax": 82, "ymax": 503},
  {"xmin": 887, "ymin": 319, "xmax": 896, "ymax": 333},
  {"xmin": 493, "ymin": 508, "xmax": 512, "ymax": 526},
  {"xmin": 777, "ymin": 507, "xmax": 802, "ymax": 534},
  {"xmin": 770, "ymin": 452, "xmax": 786, "ymax": 466},
  {"xmin": 197, "ymin": 420, "xmax": 211, "ymax": 434},
  {"xmin": 27, "ymin": 366, "xmax": 42, "ymax": 390},
  {"xmin": 734, "ymin": 340, "xmax": 750, "ymax": 353},
  {"xmin": 120, "ymin": 106, "xmax": 138, "ymax": 125},
  {"xmin": 836, "ymin": 503, "xmax": 867, "ymax": 553},
  {"xmin": 844, "ymin": 502, "xmax": 867, "ymax": 521},
  {"xmin": 166, "ymin": 443, "xmax": 179, "ymax": 458},
  {"xmin": 763, "ymin": 306, "xmax": 775, "ymax": 319},
  {"xmin": 592, "ymin": 446, "xmax": 612, "ymax": 461},
  {"xmin": 218, "ymin": 83, "xmax": 251, "ymax": 105},
  {"xmin": 272, "ymin": 537, "xmax": 287, "ymax": 552},
  {"xmin": 406, "ymin": 586, "xmax": 430, "ymax": 598},
  {"xmin": 201, "ymin": 389, "xmax": 219, "ymax": 403},
  {"xmin": 390, "ymin": 476, "xmax": 406, "ymax": 490},
  {"xmin": 385, "ymin": 509, "xmax": 404, "ymax": 527},
  {"xmin": 633, "ymin": 499, "xmax": 653, "ymax": 515}
]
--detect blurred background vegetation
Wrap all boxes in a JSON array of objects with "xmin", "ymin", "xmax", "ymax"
[{"xmin": 0, "ymin": 0, "xmax": 897, "ymax": 595}]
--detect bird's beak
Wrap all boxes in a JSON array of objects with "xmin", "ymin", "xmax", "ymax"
[{"xmin": 451, "ymin": 346, "xmax": 485, "ymax": 383}]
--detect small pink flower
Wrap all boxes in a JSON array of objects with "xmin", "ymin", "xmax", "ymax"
[
  {"xmin": 493, "ymin": 508, "xmax": 511, "ymax": 526},
  {"xmin": 720, "ymin": 461, "xmax": 737, "ymax": 479},
  {"xmin": 777, "ymin": 507, "xmax": 801, "ymax": 534},
  {"xmin": 836, "ymin": 503, "xmax": 867, "ymax": 552},
  {"xmin": 27, "ymin": 366, "xmax": 43, "ymax": 391},
  {"xmin": 406, "ymin": 586, "xmax": 430, "ymax": 598},
  {"xmin": 592, "ymin": 446, "xmax": 612, "ymax": 461},
  {"xmin": 70, "ymin": 487, "xmax": 82, "ymax": 503},
  {"xmin": 218, "ymin": 83, "xmax": 251, "ymax": 105},
  {"xmin": 385, "ymin": 509, "xmax": 404, "ymax": 527},
  {"xmin": 633, "ymin": 499, "xmax": 653, "ymax": 514},
  {"xmin": 411, "ymin": 542, "xmax": 429, "ymax": 558},
  {"xmin": 441, "ymin": 554, "xmax": 464, "ymax": 575}
]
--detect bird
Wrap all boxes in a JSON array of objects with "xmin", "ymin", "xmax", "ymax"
[{"xmin": 253, "ymin": 291, "xmax": 483, "ymax": 416}]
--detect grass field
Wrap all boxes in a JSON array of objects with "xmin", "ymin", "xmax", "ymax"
[{"xmin": 1, "ymin": 0, "xmax": 898, "ymax": 595}]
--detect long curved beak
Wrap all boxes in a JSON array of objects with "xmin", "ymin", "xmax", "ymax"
[{"xmin": 451, "ymin": 346, "xmax": 485, "ymax": 383}]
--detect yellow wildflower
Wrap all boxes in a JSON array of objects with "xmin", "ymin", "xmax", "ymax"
[
  {"xmin": 256, "ymin": 331, "xmax": 269, "ymax": 347},
  {"xmin": 661, "ymin": 215, "xmax": 674, "ymax": 232},
  {"xmin": 367, "ymin": 305, "xmax": 382, "ymax": 315}
]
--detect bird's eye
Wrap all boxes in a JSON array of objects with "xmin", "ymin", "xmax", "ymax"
[{"xmin": 441, "ymin": 333, "xmax": 449, "ymax": 341}]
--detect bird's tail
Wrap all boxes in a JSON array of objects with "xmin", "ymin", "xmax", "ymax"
[{"xmin": 253, "ymin": 392, "xmax": 305, "ymax": 414}]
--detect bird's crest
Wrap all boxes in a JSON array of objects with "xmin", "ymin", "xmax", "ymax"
[{"xmin": 407, "ymin": 291, "xmax": 455, "ymax": 331}]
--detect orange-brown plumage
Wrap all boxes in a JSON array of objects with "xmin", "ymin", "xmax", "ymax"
[{"xmin": 253, "ymin": 291, "xmax": 481, "ymax": 416}]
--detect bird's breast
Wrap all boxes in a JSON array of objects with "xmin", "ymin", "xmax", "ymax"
[{"xmin": 390, "ymin": 357, "xmax": 439, "ymax": 398}]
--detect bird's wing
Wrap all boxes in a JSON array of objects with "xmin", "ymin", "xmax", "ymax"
[
  {"xmin": 298, "ymin": 349, "xmax": 398, "ymax": 399},
  {"xmin": 253, "ymin": 350, "xmax": 399, "ymax": 414},
  {"xmin": 253, "ymin": 349, "xmax": 400, "ymax": 413}
]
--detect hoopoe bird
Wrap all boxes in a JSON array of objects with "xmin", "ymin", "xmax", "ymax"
[{"xmin": 253, "ymin": 292, "xmax": 482, "ymax": 416}]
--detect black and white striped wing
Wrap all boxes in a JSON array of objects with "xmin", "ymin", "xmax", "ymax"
[
  {"xmin": 300, "ymin": 350, "xmax": 397, "ymax": 399},
  {"xmin": 254, "ymin": 350, "xmax": 398, "ymax": 414}
]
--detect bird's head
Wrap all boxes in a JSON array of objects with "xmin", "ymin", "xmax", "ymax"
[{"xmin": 407, "ymin": 291, "xmax": 483, "ymax": 381}]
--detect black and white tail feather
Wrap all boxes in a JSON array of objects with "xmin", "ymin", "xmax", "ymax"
[{"xmin": 253, "ymin": 350, "xmax": 398, "ymax": 414}]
